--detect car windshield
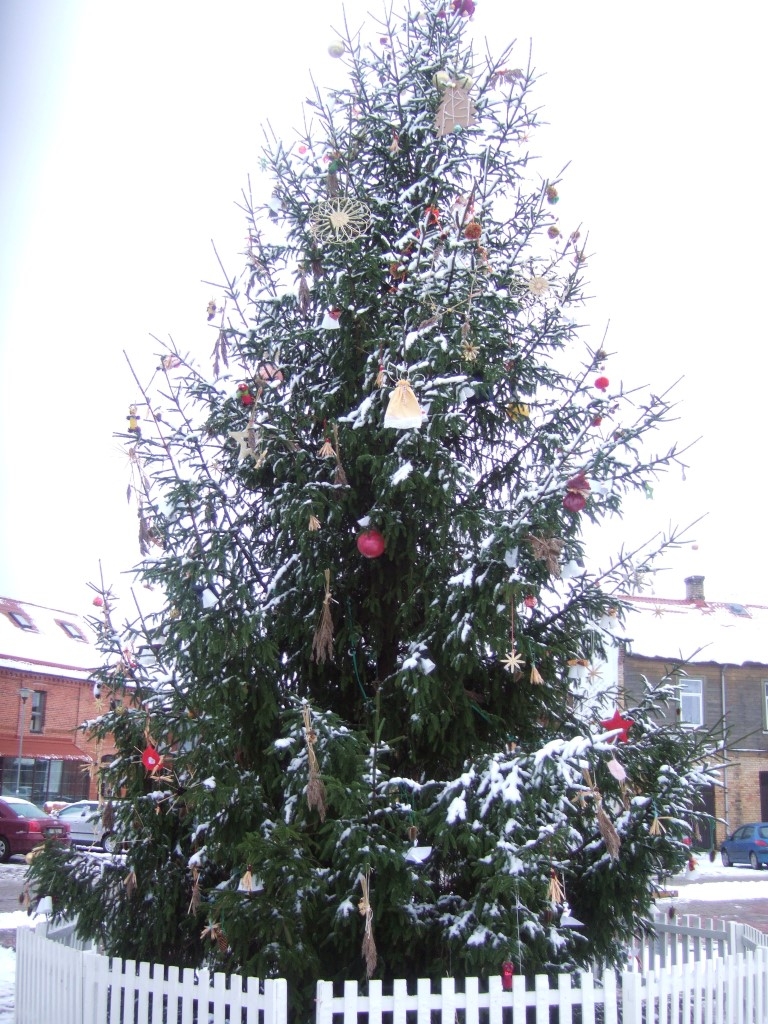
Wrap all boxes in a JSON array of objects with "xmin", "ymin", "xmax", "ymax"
[{"xmin": 7, "ymin": 801, "xmax": 47, "ymax": 819}]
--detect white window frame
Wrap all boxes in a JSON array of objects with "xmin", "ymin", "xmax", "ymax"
[
  {"xmin": 678, "ymin": 677, "xmax": 703, "ymax": 727},
  {"xmin": 763, "ymin": 681, "xmax": 768, "ymax": 731}
]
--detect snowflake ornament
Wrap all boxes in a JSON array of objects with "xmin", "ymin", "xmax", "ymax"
[{"xmin": 310, "ymin": 197, "xmax": 371, "ymax": 243}]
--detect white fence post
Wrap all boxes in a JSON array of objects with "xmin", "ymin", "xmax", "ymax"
[{"xmin": 621, "ymin": 970, "xmax": 643, "ymax": 1024}]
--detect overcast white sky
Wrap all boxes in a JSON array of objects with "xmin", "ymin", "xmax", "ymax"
[{"xmin": 1, "ymin": 0, "xmax": 765, "ymax": 614}]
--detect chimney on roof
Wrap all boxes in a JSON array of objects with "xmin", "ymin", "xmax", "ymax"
[{"xmin": 684, "ymin": 575, "xmax": 705, "ymax": 603}]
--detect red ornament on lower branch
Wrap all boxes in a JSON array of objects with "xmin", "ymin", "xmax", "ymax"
[
  {"xmin": 501, "ymin": 961, "xmax": 515, "ymax": 991},
  {"xmin": 141, "ymin": 745, "xmax": 162, "ymax": 772},
  {"xmin": 356, "ymin": 529, "xmax": 386, "ymax": 558}
]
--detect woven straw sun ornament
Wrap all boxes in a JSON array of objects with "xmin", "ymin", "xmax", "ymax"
[{"xmin": 310, "ymin": 197, "xmax": 371, "ymax": 243}]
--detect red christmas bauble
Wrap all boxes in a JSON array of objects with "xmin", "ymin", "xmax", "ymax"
[
  {"xmin": 591, "ymin": 415, "xmax": 603, "ymax": 427},
  {"xmin": 501, "ymin": 961, "xmax": 515, "ymax": 991},
  {"xmin": 92, "ymin": 596, "xmax": 104, "ymax": 607},
  {"xmin": 523, "ymin": 595, "xmax": 537, "ymax": 608},
  {"xmin": 356, "ymin": 529, "xmax": 386, "ymax": 558},
  {"xmin": 141, "ymin": 745, "xmax": 161, "ymax": 771},
  {"xmin": 563, "ymin": 492, "xmax": 587, "ymax": 513},
  {"xmin": 594, "ymin": 376, "xmax": 609, "ymax": 391}
]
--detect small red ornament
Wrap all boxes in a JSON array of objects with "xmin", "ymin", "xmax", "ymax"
[
  {"xmin": 600, "ymin": 708, "xmax": 634, "ymax": 743},
  {"xmin": 452, "ymin": 0, "xmax": 476, "ymax": 14},
  {"xmin": 591, "ymin": 415, "xmax": 603, "ymax": 427},
  {"xmin": 298, "ymin": 145, "xmax": 308, "ymax": 154},
  {"xmin": 523, "ymin": 595, "xmax": 537, "ymax": 609},
  {"xmin": 594, "ymin": 376, "xmax": 609, "ymax": 391},
  {"xmin": 92, "ymin": 596, "xmax": 104, "ymax": 608},
  {"xmin": 563, "ymin": 492, "xmax": 587, "ymax": 513},
  {"xmin": 501, "ymin": 961, "xmax": 514, "ymax": 991},
  {"xmin": 463, "ymin": 221, "xmax": 482, "ymax": 240},
  {"xmin": 425, "ymin": 205, "xmax": 440, "ymax": 227},
  {"xmin": 237, "ymin": 383, "xmax": 255, "ymax": 406},
  {"xmin": 564, "ymin": 471, "xmax": 590, "ymax": 512},
  {"xmin": 356, "ymin": 529, "xmax": 386, "ymax": 558},
  {"xmin": 141, "ymin": 745, "xmax": 162, "ymax": 772},
  {"xmin": 547, "ymin": 225, "xmax": 561, "ymax": 239}
]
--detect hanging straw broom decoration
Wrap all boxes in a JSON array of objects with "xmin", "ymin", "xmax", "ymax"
[
  {"xmin": 302, "ymin": 702, "xmax": 328, "ymax": 821},
  {"xmin": 547, "ymin": 868, "xmax": 565, "ymax": 906},
  {"xmin": 582, "ymin": 768, "xmax": 621, "ymax": 860},
  {"xmin": 358, "ymin": 870, "xmax": 378, "ymax": 978},
  {"xmin": 188, "ymin": 867, "xmax": 201, "ymax": 915},
  {"xmin": 124, "ymin": 869, "xmax": 138, "ymax": 897},
  {"xmin": 308, "ymin": 513, "xmax": 322, "ymax": 532},
  {"xmin": 311, "ymin": 569, "xmax": 335, "ymax": 663},
  {"xmin": 333, "ymin": 424, "xmax": 348, "ymax": 487}
]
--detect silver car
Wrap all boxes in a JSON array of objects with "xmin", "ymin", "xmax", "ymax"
[{"xmin": 55, "ymin": 800, "xmax": 120, "ymax": 852}]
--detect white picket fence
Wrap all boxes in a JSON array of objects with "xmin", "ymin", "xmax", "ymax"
[
  {"xmin": 15, "ymin": 924, "xmax": 287, "ymax": 1024},
  {"xmin": 15, "ymin": 913, "xmax": 768, "ymax": 1024},
  {"xmin": 316, "ymin": 954, "xmax": 768, "ymax": 1024}
]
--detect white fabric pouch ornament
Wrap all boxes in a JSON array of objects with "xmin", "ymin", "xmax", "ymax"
[
  {"xmin": 384, "ymin": 379, "xmax": 423, "ymax": 429},
  {"xmin": 321, "ymin": 309, "xmax": 342, "ymax": 330}
]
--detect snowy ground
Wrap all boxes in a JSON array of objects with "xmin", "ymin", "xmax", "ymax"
[{"xmin": 0, "ymin": 858, "xmax": 766, "ymax": 1022}]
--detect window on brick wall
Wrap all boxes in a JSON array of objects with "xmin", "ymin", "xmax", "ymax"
[
  {"xmin": 29, "ymin": 691, "xmax": 46, "ymax": 733},
  {"xmin": 678, "ymin": 678, "xmax": 703, "ymax": 727}
]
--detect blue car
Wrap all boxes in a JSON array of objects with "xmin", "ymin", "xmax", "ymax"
[{"xmin": 720, "ymin": 823, "xmax": 768, "ymax": 869}]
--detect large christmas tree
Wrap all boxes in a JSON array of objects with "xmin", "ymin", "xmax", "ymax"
[{"xmin": 32, "ymin": 1, "xmax": 716, "ymax": 1017}]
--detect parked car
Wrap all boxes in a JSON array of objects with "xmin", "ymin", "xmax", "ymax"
[
  {"xmin": 720, "ymin": 823, "xmax": 768, "ymax": 869},
  {"xmin": 0, "ymin": 797, "xmax": 71, "ymax": 861},
  {"xmin": 54, "ymin": 800, "xmax": 121, "ymax": 852}
]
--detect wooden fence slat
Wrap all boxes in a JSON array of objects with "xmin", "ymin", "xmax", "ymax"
[{"xmin": 465, "ymin": 975, "xmax": 480, "ymax": 1024}]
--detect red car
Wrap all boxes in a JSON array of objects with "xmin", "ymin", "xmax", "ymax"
[{"xmin": 0, "ymin": 796, "xmax": 70, "ymax": 861}]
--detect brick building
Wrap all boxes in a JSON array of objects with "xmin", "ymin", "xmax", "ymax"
[
  {"xmin": 617, "ymin": 576, "xmax": 768, "ymax": 847},
  {"xmin": 0, "ymin": 596, "xmax": 110, "ymax": 806}
]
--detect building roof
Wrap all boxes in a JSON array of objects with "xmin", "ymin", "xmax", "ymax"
[
  {"xmin": 620, "ymin": 591, "xmax": 768, "ymax": 667},
  {"xmin": 0, "ymin": 597, "xmax": 97, "ymax": 680}
]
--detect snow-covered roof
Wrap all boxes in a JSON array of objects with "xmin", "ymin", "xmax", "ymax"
[
  {"xmin": 620, "ymin": 593, "xmax": 768, "ymax": 667},
  {"xmin": 0, "ymin": 597, "xmax": 97, "ymax": 680}
]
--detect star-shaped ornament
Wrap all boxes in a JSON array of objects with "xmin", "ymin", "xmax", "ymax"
[
  {"xmin": 461, "ymin": 340, "xmax": 480, "ymax": 361},
  {"xmin": 502, "ymin": 648, "xmax": 525, "ymax": 674},
  {"xmin": 600, "ymin": 708, "xmax": 634, "ymax": 743},
  {"xmin": 587, "ymin": 662, "xmax": 603, "ymax": 682},
  {"xmin": 652, "ymin": 604, "xmax": 665, "ymax": 618},
  {"xmin": 229, "ymin": 427, "xmax": 259, "ymax": 463}
]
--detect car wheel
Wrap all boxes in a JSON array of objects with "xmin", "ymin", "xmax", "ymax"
[
  {"xmin": 0, "ymin": 836, "xmax": 10, "ymax": 863},
  {"xmin": 721, "ymin": 849, "xmax": 731, "ymax": 867},
  {"xmin": 102, "ymin": 832, "xmax": 119, "ymax": 854},
  {"xmin": 750, "ymin": 852, "xmax": 762, "ymax": 870}
]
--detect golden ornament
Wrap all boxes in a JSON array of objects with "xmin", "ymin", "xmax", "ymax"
[
  {"xmin": 435, "ymin": 84, "xmax": 476, "ymax": 137},
  {"xmin": 310, "ymin": 197, "xmax": 371, "ymax": 243},
  {"xmin": 384, "ymin": 379, "xmax": 423, "ymax": 429},
  {"xmin": 527, "ymin": 275, "xmax": 550, "ymax": 297}
]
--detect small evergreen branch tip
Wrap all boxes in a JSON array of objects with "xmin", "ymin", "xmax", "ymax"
[
  {"xmin": 311, "ymin": 570, "xmax": 336, "ymax": 664},
  {"xmin": 302, "ymin": 702, "xmax": 328, "ymax": 821},
  {"xmin": 358, "ymin": 871, "xmax": 377, "ymax": 978}
]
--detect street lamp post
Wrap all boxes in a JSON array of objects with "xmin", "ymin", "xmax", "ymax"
[{"xmin": 15, "ymin": 687, "xmax": 34, "ymax": 796}]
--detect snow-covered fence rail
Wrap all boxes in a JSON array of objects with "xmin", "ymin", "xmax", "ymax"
[
  {"xmin": 15, "ymin": 924, "xmax": 288, "ymax": 1024},
  {"xmin": 316, "ymin": 952, "xmax": 768, "ymax": 1024}
]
